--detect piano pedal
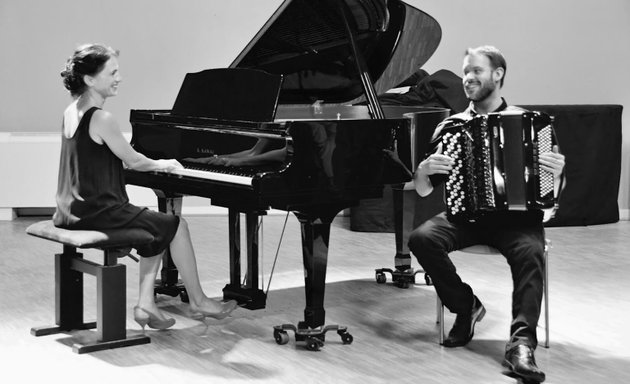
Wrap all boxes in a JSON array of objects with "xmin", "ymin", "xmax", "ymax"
[{"xmin": 273, "ymin": 323, "xmax": 353, "ymax": 351}]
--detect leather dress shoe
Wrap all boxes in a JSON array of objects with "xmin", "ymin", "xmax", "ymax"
[
  {"xmin": 443, "ymin": 296, "xmax": 486, "ymax": 347},
  {"xmin": 503, "ymin": 344, "xmax": 546, "ymax": 382}
]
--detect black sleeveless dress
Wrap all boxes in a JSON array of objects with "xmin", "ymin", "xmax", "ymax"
[{"xmin": 53, "ymin": 106, "xmax": 179, "ymax": 257}]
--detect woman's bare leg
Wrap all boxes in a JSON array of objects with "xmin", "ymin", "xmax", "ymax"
[
  {"xmin": 169, "ymin": 218, "xmax": 225, "ymax": 313},
  {"xmin": 137, "ymin": 253, "xmax": 172, "ymax": 320}
]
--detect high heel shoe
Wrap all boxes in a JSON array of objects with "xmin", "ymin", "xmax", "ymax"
[
  {"xmin": 190, "ymin": 300, "xmax": 238, "ymax": 320},
  {"xmin": 133, "ymin": 306, "xmax": 176, "ymax": 331}
]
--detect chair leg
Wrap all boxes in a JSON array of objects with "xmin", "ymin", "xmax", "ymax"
[
  {"xmin": 542, "ymin": 245, "xmax": 550, "ymax": 348},
  {"xmin": 437, "ymin": 296, "xmax": 444, "ymax": 345}
]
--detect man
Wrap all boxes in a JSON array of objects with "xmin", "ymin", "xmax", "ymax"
[{"xmin": 408, "ymin": 46, "xmax": 565, "ymax": 383}]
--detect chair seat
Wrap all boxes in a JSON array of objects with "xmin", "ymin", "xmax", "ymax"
[
  {"xmin": 457, "ymin": 244, "xmax": 500, "ymax": 254},
  {"xmin": 26, "ymin": 220, "xmax": 154, "ymax": 249}
]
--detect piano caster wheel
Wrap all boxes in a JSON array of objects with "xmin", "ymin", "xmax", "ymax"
[
  {"xmin": 424, "ymin": 273, "xmax": 433, "ymax": 286},
  {"xmin": 375, "ymin": 272, "xmax": 386, "ymax": 284},
  {"xmin": 180, "ymin": 290, "xmax": 190, "ymax": 303},
  {"xmin": 338, "ymin": 330, "xmax": 353, "ymax": 345},
  {"xmin": 396, "ymin": 279, "xmax": 410, "ymax": 289},
  {"xmin": 305, "ymin": 337, "xmax": 324, "ymax": 351},
  {"xmin": 273, "ymin": 323, "xmax": 351, "ymax": 351},
  {"xmin": 274, "ymin": 330, "xmax": 290, "ymax": 345}
]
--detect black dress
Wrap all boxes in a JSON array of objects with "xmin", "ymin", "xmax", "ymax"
[{"xmin": 53, "ymin": 106, "xmax": 179, "ymax": 257}]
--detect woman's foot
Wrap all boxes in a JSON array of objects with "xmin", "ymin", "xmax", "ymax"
[
  {"xmin": 133, "ymin": 306, "xmax": 176, "ymax": 331},
  {"xmin": 190, "ymin": 299, "xmax": 238, "ymax": 320}
]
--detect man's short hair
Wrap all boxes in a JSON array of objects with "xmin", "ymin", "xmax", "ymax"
[{"xmin": 465, "ymin": 45, "xmax": 507, "ymax": 87}]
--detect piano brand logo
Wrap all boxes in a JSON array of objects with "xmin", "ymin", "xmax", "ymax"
[{"xmin": 196, "ymin": 148, "xmax": 215, "ymax": 155}]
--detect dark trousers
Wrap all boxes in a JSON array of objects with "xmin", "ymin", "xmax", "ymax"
[{"xmin": 408, "ymin": 212, "xmax": 545, "ymax": 349}]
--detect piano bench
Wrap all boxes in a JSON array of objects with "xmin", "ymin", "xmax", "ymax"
[{"xmin": 25, "ymin": 220, "xmax": 153, "ymax": 354}]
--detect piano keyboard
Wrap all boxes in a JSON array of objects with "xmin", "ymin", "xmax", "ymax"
[{"xmin": 157, "ymin": 166, "xmax": 253, "ymax": 186}]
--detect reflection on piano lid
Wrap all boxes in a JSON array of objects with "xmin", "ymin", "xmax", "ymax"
[{"xmin": 230, "ymin": 0, "xmax": 441, "ymax": 104}]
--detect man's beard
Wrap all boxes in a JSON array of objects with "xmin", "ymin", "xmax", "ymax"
[{"xmin": 466, "ymin": 80, "xmax": 496, "ymax": 102}]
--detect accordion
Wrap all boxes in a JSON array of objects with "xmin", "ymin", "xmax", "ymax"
[{"xmin": 441, "ymin": 110, "xmax": 556, "ymax": 221}]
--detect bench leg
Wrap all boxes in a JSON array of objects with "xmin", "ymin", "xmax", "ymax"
[
  {"xmin": 98, "ymin": 263, "xmax": 126, "ymax": 342},
  {"xmin": 32, "ymin": 247, "xmax": 150, "ymax": 353},
  {"xmin": 31, "ymin": 249, "xmax": 96, "ymax": 336},
  {"xmin": 72, "ymin": 262, "xmax": 150, "ymax": 353},
  {"xmin": 72, "ymin": 334, "xmax": 151, "ymax": 354}
]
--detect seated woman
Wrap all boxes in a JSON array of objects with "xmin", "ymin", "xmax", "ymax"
[{"xmin": 54, "ymin": 43, "xmax": 237, "ymax": 330}]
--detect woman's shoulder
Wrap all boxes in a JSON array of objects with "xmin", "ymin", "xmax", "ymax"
[
  {"xmin": 86, "ymin": 108, "xmax": 120, "ymax": 145},
  {"xmin": 89, "ymin": 108, "xmax": 118, "ymax": 132},
  {"xmin": 90, "ymin": 108, "xmax": 114, "ymax": 123}
]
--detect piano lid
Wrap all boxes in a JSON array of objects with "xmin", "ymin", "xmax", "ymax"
[{"xmin": 229, "ymin": 0, "xmax": 441, "ymax": 105}]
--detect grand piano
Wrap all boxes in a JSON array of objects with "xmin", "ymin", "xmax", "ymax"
[{"xmin": 125, "ymin": 0, "xmax": 445, "ymax": 349}]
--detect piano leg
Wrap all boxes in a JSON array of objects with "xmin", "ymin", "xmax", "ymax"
[
  {"xmin": 272, "ymin": 208, "xmax": 353, "ymax": 351},
  {"xmin": 375, "ymin": 187, "xmax": 431, "ymax": 288},
  {"xmin": 298, "ymin": 213, "xmax": 330, "ymax": 329},
  {"xmin": 222, "ymin": 209, "xmax": 267, "ymax": 310},
  {"xmin": 154, "ymin": 194, "xmax": 189, "ymax": 302}
]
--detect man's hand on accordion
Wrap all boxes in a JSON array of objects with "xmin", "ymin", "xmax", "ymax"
[
  {"xmin": 414, "ymin": 143, "xmax": 455, "ymax": 197},
  {"xmin": 538, "ymin": 145, "xmax": 565, "ymax": 178},
  {"xmin": 539, "ymin": 145, "xmax": 566, "ymax": 198}
]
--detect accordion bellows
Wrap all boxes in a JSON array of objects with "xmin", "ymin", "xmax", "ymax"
[{"xmin": 441, "ymin": 111, "xmax": 556, "ymax": 221}]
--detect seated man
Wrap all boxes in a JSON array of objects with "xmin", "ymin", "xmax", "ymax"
[{"xmin": 408, "ymin": 45, "xmax": 565, "ymax": 383}]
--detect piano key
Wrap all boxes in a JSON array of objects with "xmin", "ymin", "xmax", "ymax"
[{"xmin": 156, "ymin": 167, "xmax": 253, "ymax": 186}]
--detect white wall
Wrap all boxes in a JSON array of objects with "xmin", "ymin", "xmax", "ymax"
[
  {"xmin": 0, "ymin": 0, "xmax": 284, "ymax": 133},
  {"xmin": 1, "ymin": 0, "xmax": 628, "ymax": 215}
]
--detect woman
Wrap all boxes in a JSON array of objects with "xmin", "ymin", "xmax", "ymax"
[{"xmin": 54, "ymin": 43, "xmax": 237, "ymax": 330}]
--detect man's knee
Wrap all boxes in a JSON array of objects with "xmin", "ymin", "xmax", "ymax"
[
  {"xmin": 408, "ymin": 227, "xmax": 440, "ymax": 260},
  {"xmin": 510, "ymin": 242, "xmax": 545, "ymax": 272}
]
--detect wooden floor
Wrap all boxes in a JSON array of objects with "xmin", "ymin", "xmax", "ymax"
[{"xmin": 1, "ymin": 214, "xmax": 629, "ymax": 384}]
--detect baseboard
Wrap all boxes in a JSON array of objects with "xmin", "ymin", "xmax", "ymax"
[{"xmin": 0, "ymin": 208, "xmax": 17, "ymax": 220}]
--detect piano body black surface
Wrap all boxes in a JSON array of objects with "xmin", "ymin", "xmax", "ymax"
[{"xmin": 125, "ymin": 0, "xmax": 446, "ymax": 347}]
